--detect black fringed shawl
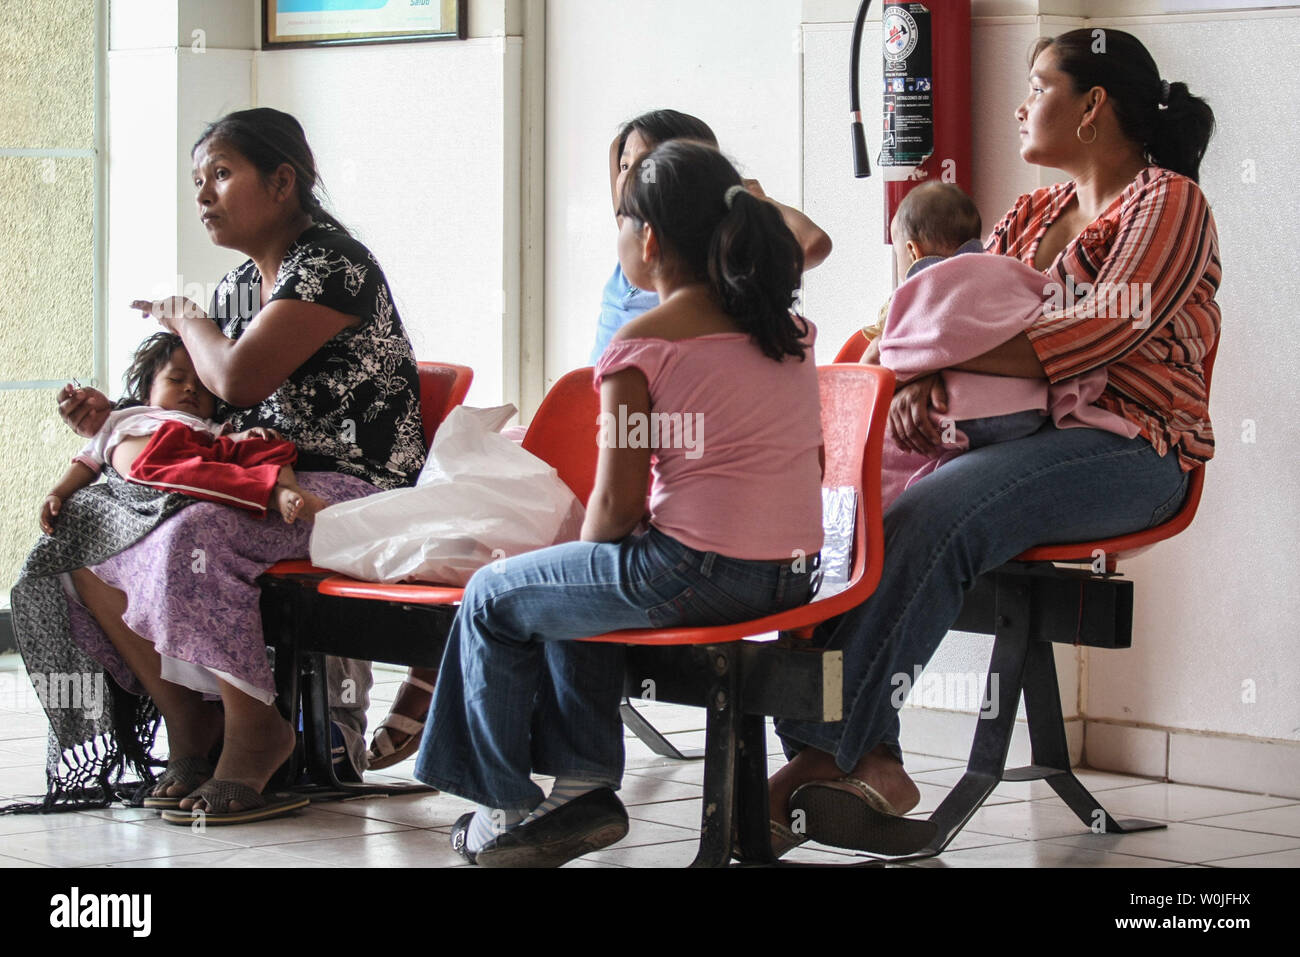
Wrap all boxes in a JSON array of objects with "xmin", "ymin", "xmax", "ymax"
[{"xmin": 3, "ymin": 469, "xmax": 193, "ymax": 813}]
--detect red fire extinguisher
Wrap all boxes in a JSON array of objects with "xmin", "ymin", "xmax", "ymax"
[{"xmin": 851, "ymin": 0, "xmax": 972, "ymax": 243}]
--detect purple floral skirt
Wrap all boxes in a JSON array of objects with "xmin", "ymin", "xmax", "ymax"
[{"xmin": 67, "ymin": 472, "xmax": 377, "ymax": 701}]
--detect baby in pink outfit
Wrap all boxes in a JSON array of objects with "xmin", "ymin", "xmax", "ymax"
[{"xmin": 865, "ymin": 183, "xmax": 1137, "ymax": 506}]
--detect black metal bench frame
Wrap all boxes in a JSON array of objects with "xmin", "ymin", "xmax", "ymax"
[{"xmin": 261, "ymin": 557, "xmax": 1164, "ymax": 863}]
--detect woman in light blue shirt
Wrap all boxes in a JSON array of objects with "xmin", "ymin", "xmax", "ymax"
[{"xmin": 591, "ymin": 109, "xmax": 834, "ymax": 363}]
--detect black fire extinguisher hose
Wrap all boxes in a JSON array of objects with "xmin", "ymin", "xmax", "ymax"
[{"xmin": 850, "ymin": 0, "xmax": 874, "ymax": 178}]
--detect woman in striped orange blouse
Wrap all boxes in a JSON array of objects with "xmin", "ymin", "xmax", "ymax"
[{"xmin": 766, "ymin": 28, "xmax": 1221, "ymax": 854}]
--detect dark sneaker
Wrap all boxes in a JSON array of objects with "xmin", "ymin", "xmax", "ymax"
[
  {"xmin": 475, "ymin": 788, "xmax": 629, "ymax": 868},
  {"xmin": 450, "ymin": 811, "xmax": 478, "ymax": 864}
]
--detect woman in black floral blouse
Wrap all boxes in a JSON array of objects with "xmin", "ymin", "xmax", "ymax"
[{"xmin": 55, "ymin": 108, "xmax": 423, "ymax": 822}]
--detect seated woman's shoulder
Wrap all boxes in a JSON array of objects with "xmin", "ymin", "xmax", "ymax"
[
  {"xmin": 612, "ymin": 289, "xmax": 738, "ymax": 344},
  {"xmin": 304, "ymin": 222, "xmax": 378, "ymax": 262},
  {"xmin": 1128, "ymin": 167, "xmax": 1212, "ymax": 215}
]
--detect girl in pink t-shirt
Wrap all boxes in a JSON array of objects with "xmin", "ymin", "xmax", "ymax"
[{"xmin": 415, "ymin": 140, "xmax": 824, "ymax": 868}]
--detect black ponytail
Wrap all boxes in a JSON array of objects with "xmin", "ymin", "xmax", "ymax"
[
  {"xmin": 619, "ymin": 141, "xmax": 808, "ymax": 362},
  {"xmin": 192, "ymin": 107, "xmax": 352, "ymax": 235},
  {"xmin": 1033, "ymin": 29, "xmax": 1215, "ymax": 183},
  {"xmin": 1148, "ymin": 81, "xmax": 1215, "ymax": 183},
  {"xmin": 709, "ymin": 189, "xmax": 808, "ymax": 360}
]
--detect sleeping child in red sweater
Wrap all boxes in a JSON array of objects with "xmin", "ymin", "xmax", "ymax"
[{"xmin": 41, "ymin": 332, "xmax": 327, "ymax": 533}]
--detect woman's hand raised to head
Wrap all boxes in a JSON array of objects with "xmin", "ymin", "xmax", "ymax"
[
  {"xmin": 131, "ymin": 297, "xmax": 208, "ymax": 334},
  {"xmin": 57, "ymin": 383, "xmax": 111, "ymax": 438},
  {"xmin": 888, "ymin": 373, "xmax": 949, "ymax": 456}
]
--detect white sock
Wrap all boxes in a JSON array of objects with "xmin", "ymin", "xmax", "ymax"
[
  {"xmin": 524, "ymin": 778, "xmax": 604, "ymax": 824},
  {"xmin": 467, "ymin": 804, "xmax": 528, "ymax": 853}
]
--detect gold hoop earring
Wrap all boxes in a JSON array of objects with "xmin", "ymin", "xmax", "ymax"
[{"xmin": 1077, "ymin": 123, "xmax": 1098, "ymax": 145}]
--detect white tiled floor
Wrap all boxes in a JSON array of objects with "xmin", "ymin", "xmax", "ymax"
[{"xmin": 2, "ymin": 656, "xmax": 1298, "ymax": 868}]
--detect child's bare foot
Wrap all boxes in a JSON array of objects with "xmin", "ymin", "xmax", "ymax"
[{"xmin": 272, "ymin": 485, "xmax": 329, "ymax": 524}]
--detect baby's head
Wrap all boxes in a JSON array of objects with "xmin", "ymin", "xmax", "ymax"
[
  {"xmin": 890, "ymin": 182, "xmax": 983, "ymax": 285},
  {"xmin": 121, "ymin": 332, "xmax": 216, "ymax": 419}
]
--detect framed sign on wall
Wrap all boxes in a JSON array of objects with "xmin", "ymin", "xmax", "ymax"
[{"xmin": 264, "ymin": 0, "xmax": 467, "ymax": 49}]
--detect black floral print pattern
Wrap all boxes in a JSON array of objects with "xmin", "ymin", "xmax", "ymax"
[{"xmin": 208, "ymin": 222, "xmax": 425, "ymax": 490}]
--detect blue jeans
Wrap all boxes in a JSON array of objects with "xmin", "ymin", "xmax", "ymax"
[
  {"xmin": 776, "ymin": 424, "xmax": 1189, "ymax": 771},
  {"xmin": 414, "ymin": 526, "xmax": 816, "ymax": 808},
  {"xmin": 958, "ymin": 409, "xmax": 1049, "ymax": 449}
]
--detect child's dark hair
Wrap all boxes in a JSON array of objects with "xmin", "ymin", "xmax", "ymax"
[
  {"xmin": 894, "ymin": 182, "xmax": 982, "ymax": 255},
  {"xmin": 620, "ymin": 140, "xmax": 807, "ymax": 362},
  {"xmin": 618, "ymin": 110, "xmax": 719, "ymax": 159},
  {"xmin": 120, "ymin": 332, "xmax": 185, "ymax": 409},
  {"xmin": 192, "ymin": 108, "xmax": 350, "ymax": 235},
  {"xmin": 1032, "ymin": 29, "xmax": 1214, "ymax": 183}
]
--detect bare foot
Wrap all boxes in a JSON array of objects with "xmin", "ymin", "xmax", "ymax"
[
  {"xmin": 769, "ymin": 747, "xmax": 841, "ymax": 827},
  {"xmin": 272, "ymin": 485, "xmax": 329, "ymax": 524},
  {"xmin": 845, "ymin": 744, "xmax": 921, "ymax": 814},
  {"xmin": 150, "ymin": 700, "xmax": 224, "ymax": 799},
  {"xmin": 180, "ymin": 713, "xmax": 296, "ymax": 813},
  {"xmin": 766, "ymin": 744, "xmax": 920, "ymax": 849}
]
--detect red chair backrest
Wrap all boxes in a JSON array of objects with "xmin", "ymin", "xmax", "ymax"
[
  {"xmin": 521, "ymin": 367, "xmax": 601, "ymax": 506},
  {"xmin": 579, "ymin": 362, "xmax": 895, "ymax": 646},
  {"xmin": 417, "ymin": 361, "xmax": 474, "ymax": 448},
  {"xmin": 819, "ymin": 363, "xmax": 893, "ymax": 597},
  {"xmin": 834, "ymin": 330, "xmax": 872, "ymax": 364}
]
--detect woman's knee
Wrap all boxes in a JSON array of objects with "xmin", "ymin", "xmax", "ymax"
[{"xmin": 69, "ymin": 568, "xmax": 127, "ymax": 621}]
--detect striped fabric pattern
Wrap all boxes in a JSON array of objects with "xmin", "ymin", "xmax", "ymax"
[{"xmin": 986, "ymin": 167, "xmax": 1222, "ymax": 471}]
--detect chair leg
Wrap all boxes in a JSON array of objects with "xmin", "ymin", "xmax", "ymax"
[
  {"xmin": 733, "ymin": 714, "xmax": 776, "ymax": 864},
  {"xmin": 691, "ymin": 645, "xmax": 740, "ymax": 868},
  {"xmin": 922, "ymin": 573, "xmax": 1032, "ymax": 856},
  {"xmin": 263, "ymin": 584, "xmax": 304, "ymax": 789},
  {"xmin": 620, "ymin": 697, "xmax": 706, "ymax": 760},
  {"xmin": 1019, "ymin": 638, "xmax": 1165, "ymax": 835},
  {"xmin": 294, "ymin": 650, "xmax": 434, "ymax": 799}
]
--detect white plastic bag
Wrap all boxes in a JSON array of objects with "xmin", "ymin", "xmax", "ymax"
[{"xmin": 310, "ymin": 405, "xmax": 585, "ymax": 585}]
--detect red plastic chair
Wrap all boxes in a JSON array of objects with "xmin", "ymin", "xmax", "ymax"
[
  {"xmin": 580, "ymin": 364, "xmax": 891, "ymax": 647},
  {"xmin": 833, "ymin": 330, "xmax": 1216, "ymax": 565},
  {"xmin": 1014, "ymin": 349, "xmax": 1215, "ymax": 569},
  {"xmin": 830, "ymin": 330, "xmax": 1220, "ymax": 855},
  {"xmin": 834, "ymin": 329, "xmax": 872, "ymax": 364},
  {"xmin": 314, "ymin": 367, "xmax": 599, "ymax": 606},
  {"xmin": 565, "ymin": 364, "xmax": 895, "ymax": 866},
  {"xmin": 520, "ymin": 367, "xmax": 602, "ymax": 506},
  {"xmin": 289, "ymin": 364, "xmax": 897, "ymax": 868},
  {"xmin": 416, "ymin": 360, "xmax": 474, "ymax": 448},
  {"xmin": 259, "ymin": 361, "xmax": 473, "ymax": 792}
]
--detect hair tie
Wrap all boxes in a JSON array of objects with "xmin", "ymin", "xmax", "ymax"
[
  {"xmin": 724, "ymin": 184, "xmax": 747, "ymax": 209},
  {"xmin": 1159, "ymin": 79, "xmax": 1171, "ymax": 107}
]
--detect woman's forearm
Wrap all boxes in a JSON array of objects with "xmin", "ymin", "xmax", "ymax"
[
  {"xmin": 172, "ymin": 300, "xmax": 356, "ymax": 408},
  {"xmin": 50, "ymin": 462, "xmax": 98, "ymax": 500},
  {"xmin": 951, "ymin": 332, "xmax": 1047, "ymax": 378},
  {"xmin": 773, "ymin": 200, "xmax": 833, "ymax": 271},
  {"xmin": 176, "ymin": 318, "xmax": 241, "ymax": 400},
  {"xmin": 580, "ymin": 499, "xmax": 644, "ymax": 543}
]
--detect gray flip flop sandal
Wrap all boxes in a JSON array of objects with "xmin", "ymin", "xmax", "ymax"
[
  {"xmin": 142, "ymin": 756, "xmax": 214, "ymax": 810},
  {"xmin": 159, "ymin": 779, "xmax": 309, "ymax": 826}
]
